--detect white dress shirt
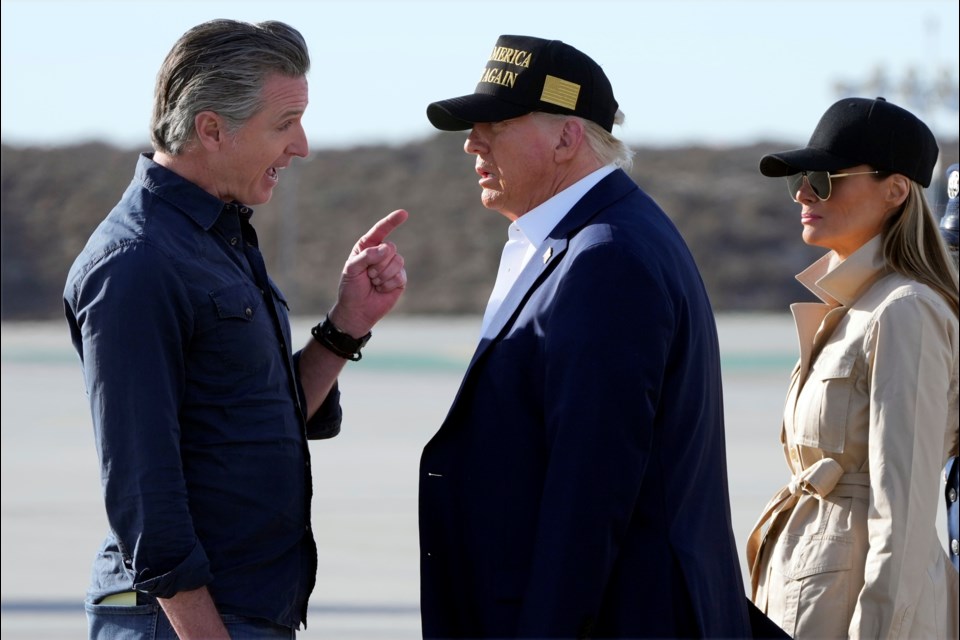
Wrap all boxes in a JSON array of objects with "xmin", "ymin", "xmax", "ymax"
[{"xmin": 479, "ymin": 164, "xmax": 616, "ymax": 335}]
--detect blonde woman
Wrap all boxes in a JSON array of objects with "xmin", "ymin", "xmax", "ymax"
[{"xmin": 747, "ymin": 97, "xmax": 959, "ymax": 639}]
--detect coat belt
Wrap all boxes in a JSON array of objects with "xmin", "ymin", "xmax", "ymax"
[{"xmin": 746, "ymin": 457, "xmax": 869, "ymax": 597}]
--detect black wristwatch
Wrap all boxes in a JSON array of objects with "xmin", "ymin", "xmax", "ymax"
[{"xmin": 311, "ymin": 315, "xmax": 372, "ymax": 361}]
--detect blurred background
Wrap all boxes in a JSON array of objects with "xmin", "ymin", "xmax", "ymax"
[
  {"xmin": 3, "ymin": 0, "xmax": 959, "ymax": 320},
  {"xmin": 2, "ymin": 0, "xmax": 958, "ymax": 638}
]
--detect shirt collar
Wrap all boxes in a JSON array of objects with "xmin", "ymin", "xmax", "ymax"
[
  {"xmin": 795, "ymin": 235, "xmax": 889, "ymax": 307},
  {"xmin": 134, "ymin": 152, "xmax": 248, "ymax": 231},
  {"xmin": 514, "ymin": 164, "xmax": 617, "ymax": 249}
]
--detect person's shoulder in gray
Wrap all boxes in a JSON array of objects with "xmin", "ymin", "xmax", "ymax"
[
  {"xmin": 418, "ymin": 34, "xmax": 755, "ymax": 639},
  {"xmin": 63, "ymin": 18, "xmax": 409, "ymax": 639}
]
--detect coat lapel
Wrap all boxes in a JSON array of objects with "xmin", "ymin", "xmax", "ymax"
[
  {"xmin": 478, "ymin": 235, "xmax": 567, "ymax": 343},
  {"xmin": 444, "ymin": 170, "xmax": 638, "ymax": 422}
]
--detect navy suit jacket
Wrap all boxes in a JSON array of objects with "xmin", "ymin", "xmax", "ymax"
[{"xmin": 419, "ymin": 169, "xmax": 751, "ymax": 639}]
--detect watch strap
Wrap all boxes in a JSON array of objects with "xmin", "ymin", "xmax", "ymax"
[{"xmin": 311, "ymin": 315, "xmax": 371, "ymax": 361}]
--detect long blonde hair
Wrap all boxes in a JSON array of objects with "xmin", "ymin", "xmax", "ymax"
[{"xmin": 882, "ymin": 181, "xmax": 960, "ymax": 316}]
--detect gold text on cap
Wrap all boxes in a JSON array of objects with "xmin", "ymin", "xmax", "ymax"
[
  {"xmin": 489, "ymin": 46, "xmax": 533, "ymax": 67},
  {"xmin": 480, "ymin": 46, "xmax": 533, "ymax": 89},
  {"xmin": 481, "ymin": 67, "xmax": 519, "ymax": 89}
]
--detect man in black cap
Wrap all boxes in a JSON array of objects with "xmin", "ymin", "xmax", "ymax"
[{"xmin": 418, "ymin": 34, "xmax": 751, "ymax": 639}]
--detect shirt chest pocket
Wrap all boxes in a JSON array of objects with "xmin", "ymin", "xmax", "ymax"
[
  {"xmin": 208, "ymin": 282, "xmax": 281, "ymax": 373},
  {"xmin": 794, "ymin": 353, "xmax": 857, "ymax": 453}
]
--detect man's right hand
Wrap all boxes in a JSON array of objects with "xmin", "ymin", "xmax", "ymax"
[{"xmin": 328, "ymin": 209, "xmax": 409, "ymax": 338}]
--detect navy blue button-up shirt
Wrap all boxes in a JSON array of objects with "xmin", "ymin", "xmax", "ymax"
[{"xmin": 63, "ymin": 153, "xmax": 341, "ymax": 629}]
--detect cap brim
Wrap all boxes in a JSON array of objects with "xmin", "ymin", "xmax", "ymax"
[
  {"xmin": 759, "ymin": 148, "xmax": 860, "ymax": 177},
  {"xmin": 426, "ymin": 93, "xmax": 533, "ymax": 131}
]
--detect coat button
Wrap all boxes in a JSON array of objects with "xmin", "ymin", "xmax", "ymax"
[
  {"xmin": 949, "ymin": 487, "xmax": 958, "ymax": 503},
  {"xmin": 245, "ymin": 307, "xmax": 253, "ymax": 318},
  {"xmin": 952, "ymin": 539, "xmax": 959, "ymax": 556}
]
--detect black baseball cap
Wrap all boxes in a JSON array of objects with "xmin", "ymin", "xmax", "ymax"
[
  {"xmin": 426, "ymin": 34, "xmax": 618, "ymax": 132},
  {"xmin": 759, "ymin": 97, "xmax": 939, "ymax": 187}
]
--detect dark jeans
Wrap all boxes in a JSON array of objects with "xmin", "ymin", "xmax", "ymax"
[{"xmin": 86, "ymin": 599, "xmax": 296, "ymax": 639}]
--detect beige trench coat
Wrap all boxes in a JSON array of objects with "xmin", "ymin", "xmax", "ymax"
[{"xmin": 747, "ymin": 236, "xmax": 960, "ymax": 639}]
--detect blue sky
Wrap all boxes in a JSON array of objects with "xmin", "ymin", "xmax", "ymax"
[{"xmin": 2, "ymin": 0, "xmax": 958, "ymax": 150}]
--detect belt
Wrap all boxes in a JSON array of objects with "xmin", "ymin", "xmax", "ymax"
[{"xmin": 746, "ymin": 457, "xmax": 869, "ymax": 597}]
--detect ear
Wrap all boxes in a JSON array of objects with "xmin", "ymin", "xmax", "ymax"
[
  {"xmin": 555, "ymin": 118, "xmax": 585, "ymax": 162},
  {"xmin": 885, "ymin": 173, "xmax": 910, "ymax": 208},
  {"xmin": 194, "ymin": 111, "xmax": 226, "ymax": 151}
]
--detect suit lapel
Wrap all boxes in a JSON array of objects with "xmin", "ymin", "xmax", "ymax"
[
  {"xmin": 479, "ymin": 235, "xmax": 567, "ymax": 343},
  {"xmin": 439, "ymin": 170, "xmax": 638, "ymax": 425}
]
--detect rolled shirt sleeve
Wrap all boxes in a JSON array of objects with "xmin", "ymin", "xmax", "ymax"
[
  {"xmin": 69, "ymin": 241, "xmax": 213, "ymax": 597},
  {"xmin": 292, "ymin": 350, "xmax": 342, "ymax": 440}
]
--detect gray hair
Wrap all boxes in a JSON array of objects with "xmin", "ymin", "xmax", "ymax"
[
  {"xmin": 151, "ymin": 19, "xmax": 310, "ymax": 154},
  {"xmin": 534, "ymin": 110, "xmax": 634, "ymax": 171},
  {"xmin": 582, "ymin": 109, "xmax": 634, "ymax": 171}
]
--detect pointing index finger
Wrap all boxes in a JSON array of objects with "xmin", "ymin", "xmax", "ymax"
[{"xmin": 357, "ymin": 209, "xmax": 409, "ymax": 251}]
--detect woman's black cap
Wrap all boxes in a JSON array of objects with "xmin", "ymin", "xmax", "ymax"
[{"xmin": 759, "ymin": 97, "xmax": 939, "ymax": 187}]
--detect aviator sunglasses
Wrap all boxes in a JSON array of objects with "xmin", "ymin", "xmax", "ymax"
[{"xmin": 786, "ymin": 170, "xmax": 880, "ymax": 202}]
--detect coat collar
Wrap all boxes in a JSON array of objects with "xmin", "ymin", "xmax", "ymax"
[
  {"xmin": 795, "ymin": 235, "xmax": 889, "ymax": 308},
  {"xmin": 788, "ymin": 235, "xmax": 889, "ymax": 389},
  {"xmin": 477, "ymin": 168, "xmax": 637, "ymax": 344},
  {"xmin": 440, "ymin": 168, "xmax": 637, "ymax": 424}
]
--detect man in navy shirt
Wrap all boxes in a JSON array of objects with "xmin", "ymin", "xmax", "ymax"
[{"xmin": 63, "ymin": 19, "xmax": 408, "ymax": 639}]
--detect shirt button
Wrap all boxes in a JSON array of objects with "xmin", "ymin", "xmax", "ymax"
[
  {"xmin": 245, "ymin": 308, "xmax": 253, "ymax": 318},
  {"xmin": 952, "ymin": 539, "xmax": 959, "ymax": 555}
]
